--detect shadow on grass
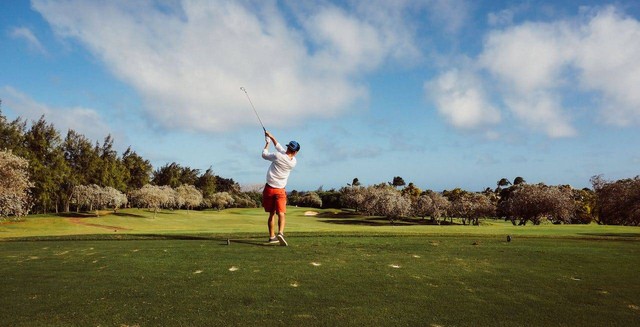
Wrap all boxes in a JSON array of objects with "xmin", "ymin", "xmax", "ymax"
[
  {"xmin": 56, "ymin": 212, "xmax": 97, "ymax": 218},
  {"xmin": 578, "ymin": 233, "xmax": 640, "ymax": 238},
  {"xmin": 134, "ymin": 234, "xmax": 271, "ymax": 246},
  {"xmin": 113, "ymin": 212, "xmax": 147, "ymax": 218},
  {"xmin": 2, "ymin": 233, "xmax": 270, "ymax": 246},
  {"xmin": 317, "ymin": 211, "xmax": 465, "ymax": 227},
  {"xmin": 56, "ymin": 212, "xmax": 147, "ymax": 219}
]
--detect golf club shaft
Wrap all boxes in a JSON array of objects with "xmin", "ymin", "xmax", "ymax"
[{"xmin": 240, "ymin": 87, "xmax": 266, "ymax": 132}]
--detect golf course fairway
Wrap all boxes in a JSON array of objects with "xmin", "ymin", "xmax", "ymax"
[{"xmin": 1, "ymin": 208, "xmax": 639, "ymax": 326}]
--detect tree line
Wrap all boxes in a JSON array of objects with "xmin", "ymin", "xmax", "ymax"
[
  {"xmin": 290, "ymin": 175, "xmax": 639, "ymax": 226},
  {"xmin": 1, "ymin": 105, "xmax": 638, "ymax": 225},
  {"xmin": 0, "ymin": 107, "xmax": 257, "ymax": 216}
]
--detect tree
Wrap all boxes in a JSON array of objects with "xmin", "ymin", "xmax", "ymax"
[
  {"xmin": 23, "ymin": 116, "xmax": 69, "ymax": 214},
  {"xmin": 103, "ymin": 186, "xmax": 128, "ymax": 213},
  {"xmin": 513, "ymin": 176, "xmax": 526, "ymax": 185},
  {"xmin": 360, "ymin": 184, "xmax": 411, "ymax": 223},
  {"xmin": 340, "ymin": 185, "xmax": 365, "ymax": 212},
  {"xmin": 71, "ymin": 185, "xmax": 93, "ymax": 212},
  {"xmin": 95, "ymin": 135, "xmax": 128, "ymax": 192},
  {"xmin": 62, "ymin": 130, "xmax": 100, "ymax": 212},
  {"xmin": 500, "ymin": 183, "xmax": 574, "ymax": 225},
  {"xmin": 317, "ymin": 189, "xmax": 341, "ymax": 209},
  {"xmin": 297, "ymin": 192, "xmax": 323, "ymax": 208},
  {"xmin": 71, "ymin": 184, "xmax": 110, "ymax": 216},
  {"xmin": 401, "ymin": 182, "xmax": 422, "ymax": 203},
  {"xmin": 412, "ymin": 193, "xmax": 433, "ymax": 219},
  {"xmin": 390, "ymin": 176, "xmax": 406, "ymax": 188},
  {"xmin": 176, "ymin": 184, "xmax": 203, "ymax": 211},
  {"xmin": 424, "ymin": 191, "xmax": 450, "ymax": 224},
  {"xmin": 0, "ymin": 150, "xmax": 32, "ymax": 220},
  {"xmin": 152, "ymin": 162, "xmax": 199, "ymax": 188},
  {"xmin": 591, "ymin": 175, "xmax": 640, "ymax": 226},
  {"xmin": 497, "ymin": 178, "xmax": 511, "ymax": 187},
  {"xmin": 450, "ymin": 192, "xmax": 495, "ymax": 225},
  {"xmin": 122, "ymin": 147, "xmax": 152, "ymax": 192},
  {"xmin": 195, "ymin": 167, "xmax": 217, "ymax": 201},
  {"xmin": 215, "ymin": 176, "xmax": 239, "ymax": 193},
  {"xmin": 152, "ymin": 162, "xmax": 183, "ymax": 188},
  {"xmin": 130, "ymin": 184, "xmax": 175, "ymax": 218},
  {"xmin": 0, "ymin": 109, "xmax": 26, "ymax": 154},
  {"xmin": 572, "ymin": 188, "xmax": 595, "ymax": 224},
  {"xmin": 231, "ymin": 192, "xmax": 259, "ymax": 208},
  {"xmin": 209, "ymin": 192, "xmax": 235, "ymax": 210}
]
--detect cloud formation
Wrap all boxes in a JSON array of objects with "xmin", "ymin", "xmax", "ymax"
[
  {"xmin": 9, "ymin": 26, "xmax": 47, "ymax": 55},
  {"xmin": 425, "ymin": 68, "xmax": 500, "ymax": 130},
  {"xmin": 1, "ymin": 86, "xmax": 111, "ymax": 142},
  {"xmin": 428, "ymin": 6, "xmax": 640, "ymax": 138},
  {"xmin": 32, "ymin": 0, "xmax": 422, "ymax": 133}
]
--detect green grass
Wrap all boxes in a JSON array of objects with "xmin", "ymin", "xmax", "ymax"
[{"xmin": 1, "ymin": 208, "xmax": 639, "ymax": 326}]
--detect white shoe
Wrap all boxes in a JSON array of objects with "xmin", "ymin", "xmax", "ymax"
[{"xmin": 276, "ymin": 233, "xmax": 288, "ymax": 246}]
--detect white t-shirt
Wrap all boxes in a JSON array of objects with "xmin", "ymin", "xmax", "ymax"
[{"xmin": 262, "ymin": 143, "xmax": 297, "ymax": 189}]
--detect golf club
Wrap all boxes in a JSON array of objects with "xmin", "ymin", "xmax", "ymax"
[{"xmin": 240, "ymin": 87, "xmax": 266, "ymax": 133}]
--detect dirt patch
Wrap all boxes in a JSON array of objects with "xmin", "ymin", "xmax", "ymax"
[
  {"xmin": 68, "ymin": 218, "xmax": 130, "ymax": 231},
  {"xmin": 304, "ymin": 211, "xmax": 319, "ymax": 216}
]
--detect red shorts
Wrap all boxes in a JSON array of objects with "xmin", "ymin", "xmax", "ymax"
[{"xmin": 262, "ymin": 184, "xmax": 287, "ymax": 213}]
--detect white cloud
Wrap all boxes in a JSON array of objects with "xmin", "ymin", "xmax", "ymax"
[
  {"xmin": 504, "ymin": 93, "xmax": 576, "ymax": 138},
  {"xmin": 480, "ymin": 22, "xmax": 577, "ymax": 93},
  {"xmin": 488, "ymin": 9, "xmax": 516, "ymax": 26},
  {"xmin": 424, "ymin": 0, "xmax": 470, "ymax": 34},
  {"xmin": 304, "ymin": 6, "xmax": 385, "ymax": 74},
  {"xmin": 574, "ymin": 7, "xmax": 640, "ymax": 126},
  {"xmin": 0, "ymin": 86, "xmax": 111, "ymax": 142},
  {"xmin": 9, "ymin": 27, "xmax": 47, "ymax": 55},
  {"xmin": 429, "ymin": 5, "xmax": 640, "ymax": 138},
  {"xmin": 425, "ymin": 69, "xmax": 501, "ymax": 130},
  {"xmin": 32, "ymin": 0, "xmax": 422, "ymax": 133},
  {"xmin": 478, "ymin": 21, "xmax": 578, "ymax": 137},
  {"xmin": 348, "ymin": 0, "xmax": 423, "ymax": 62},
  {"xmin": 487, "ymin": 3, "xmax": 530, "ymax": 27}
]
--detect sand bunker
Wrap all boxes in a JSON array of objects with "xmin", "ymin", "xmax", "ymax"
[{"xmin": 304, "ymin": 211, "xmax": 319, "ymax": 216}]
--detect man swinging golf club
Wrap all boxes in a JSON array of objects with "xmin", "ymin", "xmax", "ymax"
[{"xmin": 262, "ymin": 131, "xmax": 300, "ymax": 246}]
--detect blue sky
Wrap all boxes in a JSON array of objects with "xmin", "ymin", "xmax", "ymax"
[{"xmin": 1, "ymin": 0, "xmax": 640, "ymax": 192}]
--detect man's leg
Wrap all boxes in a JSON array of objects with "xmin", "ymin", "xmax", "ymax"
[
  {"xmin": 274, "ymin": 190, "xmax": 288, "ymax": 246},
  {"xmin": 277, "ymin": 212, "xmax": 286, "ymax": 235},
  {"xmin": 268, "ymin": 211, "xmax": 276, "ymax": 238},
  {"xmin": 276, "ymin": 211, "xmax": 288, "ymax": 246}
]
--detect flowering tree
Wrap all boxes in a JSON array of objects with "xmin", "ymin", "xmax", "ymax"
[
  {"xmin": 209, "ymin": 192, "xmax": 234, "ymax": 210},
  {"xmin": 340, "ymin": 185, "xmax": 366, "ymax": 212},
  {"xmin": 591, "ymin": 175, "xmax": 640, "ymax": 226},
  {"xmin": 360, "ymin": 184, "xmax": 411, "ymax": 223},
  {"xmin": 412, "ymin": 193, "xmax": 433, "ymax": 219},
  {"xmin": 0, "ymin": 151, "xmax": 32, "ymax": 220},
  {"xmin": 72, "ymin": 184, "xmax": 127, "ymax": 216},
  {"xmin": 450, "ymin": 192, "xmax": 495, "ymax": 225},
  {"xmin": 103, "ymin": 186, "xmax": 128, "ymax": 213},
  {"xmin": 500, "ymin": 183, "xmax": 574, "ymax": 225},
  {"xmin": 130, "ymin": 184, "xmax": 174, "ymax": 217},
  {"xmin": 176, "ymin": 184, "xmax": 203, "ymax": 211},
  {"xmin": 412, "ymin": 191, "xmax": 450, "ymax": 224},
  {"xmin": 297, "ymin": 191, "xmax": 323, "ymax": 208}
]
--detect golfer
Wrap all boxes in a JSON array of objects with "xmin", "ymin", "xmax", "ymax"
[{"xmin": 262, "ymin": 131, "xmax": 300, "ymax": 246}]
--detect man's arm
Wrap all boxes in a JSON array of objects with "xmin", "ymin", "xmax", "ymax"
[
  {"xmin": 265, "ymin": 131, "xmax": 286, "ymax": 154},
  {"xmin": 265, "ymin": 131, "xmax": 278, "ymax": 146},
  {"xmin": 262, "ymin": 131, "xmax": 277, "ymax": 160}
]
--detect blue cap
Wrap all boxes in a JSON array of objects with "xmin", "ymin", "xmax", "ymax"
[{"xmin": 286, "ymin": 141, "xmax": 300, "ymax": 152}]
